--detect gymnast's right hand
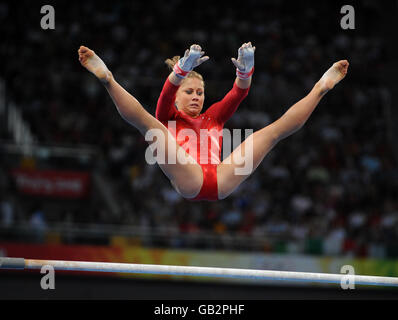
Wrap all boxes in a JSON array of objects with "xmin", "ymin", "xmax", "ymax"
[{"xmin": 173, "ymin": 44, "xmax": 209, "ymax": 78}]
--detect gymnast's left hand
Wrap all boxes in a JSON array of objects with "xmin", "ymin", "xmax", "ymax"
[{"xmin": 231, "ymin": 42, "xmax": 255, "ymax": 79}]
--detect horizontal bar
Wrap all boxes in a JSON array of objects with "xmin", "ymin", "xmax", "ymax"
[
  {"xmin": 1, "ymin": 257, "xmax": 398, "ymax": 287},
  {"xmin": 0, "ymin": 257, "xmax": 25, "ymax": 269}
]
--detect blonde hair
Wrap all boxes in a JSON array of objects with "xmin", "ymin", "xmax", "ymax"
[{"xmin": 165, "ymin": 56, "xmax": 204, "ymax": 85}]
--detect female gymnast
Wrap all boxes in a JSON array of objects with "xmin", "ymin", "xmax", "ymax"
[{"xmin": 78, "ymin": 43, "xmax": 348, "ymax": 201}]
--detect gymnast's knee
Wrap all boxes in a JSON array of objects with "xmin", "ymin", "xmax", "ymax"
[{"xmin": 171, "ymin": 178, "xmax": 202, "ymax": 199}]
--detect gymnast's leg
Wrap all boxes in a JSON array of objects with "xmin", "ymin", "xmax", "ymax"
[
  {"xmin": 217, "ymin": 60, "xmax": 349, "ymax": 199},
  {"xmin": 78, "ymin": 46, "xmax": 203, "ymax": 198}
]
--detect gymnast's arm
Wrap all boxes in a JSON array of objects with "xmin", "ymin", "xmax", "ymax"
[
  {"xmin": 156, "ymin": 45, "xmax": 209, "ymax": 122},
  {"xmin": 235, "ymin": 76, "xmax": 251, "ymax": 90},
  {"xmin": 206, "ymin": 42, "xmax": 254, "ymax": 122},
  {"xmin": 155, "ymin": 73, "xmax": 180, "ymax": 122}
]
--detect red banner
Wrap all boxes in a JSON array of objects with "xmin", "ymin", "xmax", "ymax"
[
  {"xmin": 0, "ymin": 242, "xmax": 123, "ymax": 262},
  {"xmin": 10, "ymin": 168, "xmax": 91, "ymax": 198}
]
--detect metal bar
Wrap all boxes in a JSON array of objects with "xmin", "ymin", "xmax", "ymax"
[
  {"xmin": 0, "ymin": 257, "xmax": 25, "ymax": 269},
  {"xmin": 1, "ymin": 257, "xmax": 397, "ymax": 287}
]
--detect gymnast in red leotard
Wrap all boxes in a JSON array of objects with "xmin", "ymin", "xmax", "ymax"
[
  {"xmin": 78, "ymin": 43, "xmax": 349, "ymax": 201},
  {"xmin": 155, "ymin": 44, "xmax": 253, "ymax": 200}
]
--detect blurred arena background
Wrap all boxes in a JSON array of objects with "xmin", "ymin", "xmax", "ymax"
[{"xmin": 0, "ymin": 0, "xmax": 398, "ymax": 299}]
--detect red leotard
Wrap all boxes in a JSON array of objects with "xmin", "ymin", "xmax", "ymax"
[{"xmin": 156, "ymin": 78, "xmax": 249, "ymax": 201}]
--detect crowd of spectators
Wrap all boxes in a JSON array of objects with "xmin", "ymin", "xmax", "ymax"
[{"xmin": 1, "ymin": 0, "xmax": 398, "ymax": 258}]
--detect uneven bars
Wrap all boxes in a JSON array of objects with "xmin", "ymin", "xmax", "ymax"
[{"xmin": 1, "ymin": 257, "xmax": 398, "ymax": 287}]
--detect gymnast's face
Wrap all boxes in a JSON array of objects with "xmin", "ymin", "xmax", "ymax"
[{"xmin": 175, "ymin": 77, "xmax": 205, "ymax": 118}]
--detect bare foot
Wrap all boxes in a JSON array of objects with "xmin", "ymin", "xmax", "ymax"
[
  {"xmin": 319, "ymin": 60, "xmax": 349, "ymax": 93},
  {"xmin": 78, "ymin": 46, "xmax": 112, "ymax": 84}
]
